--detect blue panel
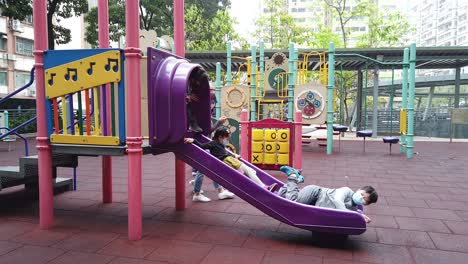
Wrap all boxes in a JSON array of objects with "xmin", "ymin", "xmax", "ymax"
[
  {"xmin": 44, "ymin": 48, "xmax": 121, "ymax": 70},
  {"xmin": 45, "ymin": 99, "xmax": 53, "ymax": 138},
  {"xmin": 118, "ymin": 51, "xmax": 126, "ymax": 145}
]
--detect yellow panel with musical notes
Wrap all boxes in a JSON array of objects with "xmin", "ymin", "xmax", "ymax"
[{"xmin": 45, "ymin": 50, "xmax": 121, "ymax": 99}]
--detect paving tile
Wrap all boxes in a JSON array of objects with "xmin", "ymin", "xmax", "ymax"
[
  {"xmin": 349, "ymin": 227, "xmax": 378, "ymax": 243},
  {"xmin": 426, "ymin": 200, "xmax": 468, "ymax": 212},
  {"xmin": 200, "ymin": 245, "xmax": 265, "ymax": 264},
  {"xmin": 147, "ymin": 240, "xmax": 213, "ymax": 264},
  {"xmin": 352, "ymin": 242, "xmax": 413, "ymax": 264},
  {"xmin": 108, "ymin": 257, "xmax": 167, "ymax": 264},
  {"xmin": 0, "ymin": 245, "xmax": 65, "ymax": 264},
  {"xmin": 233, "ymin": 215, "xmax": 281, "ymax": 231},
  {"xmin": 385, "ymin": 197, "xmax": 428, "ymax": 208},
  {"xmin": 194, "ymin": 226, "xmax": 250, "ymax": 247},
  {"xmin": 52, "ymin": 231, "xmax": 119, "ymax": 253},
  {"xmin": 395, "ymin": 217, "xmax": 450, "ymax": 233},
  {"xmin": 456, "ymin": 211, "xmax": 468, "ymax": 221},
  {"xmin": 411, "ymin": 207, "xmax": 462, "ymax": 221},
  {"xmin": 375, "ymin": 227, "xmax": 435, "ymax": 248},
  {"xmin": 261, "ymin": 251, "xmax": 322, "ymax": 264},
  {"xmin": 410, "ymin": 247, "xmax": 468, "ymax": 264},
  {"xmin": 10, "ymin": 227, "xmax": 76, "ymax": 247},
  {"xmin": 429, "ymin": 232, "xmax": 468, "ymax": 252},
  {"xmin": 366, "ymin": 215, "xmax": 399, "ymax": 229},
  {"xmin": 147, "ymin": 221, "xmax": 207, "ymax": 241},
  {"xmin": 242, "ymin": 230, "xmax": 298, "ymax": 253},
  {"xmin": 295, "ymin": 241, "xmax": 353, "ymax": 260},
  {"xmin": 97, "ymin": 237, "xmax": 165, "ymax": 258},
  {"xmin": 48, "ymin": 251, "xmax": 115, "ymax": 264},
  {"xmin": 0, "ymin": 241, "xmax": 21, "ymax": 256},
  {"xmin": 445, "ymin": 220, "xmax": 468, "ymax": 235},
  {"xmin": 365, "ymin": 205, "xmax": 414, "ymax": 217},
  {"xmin": 0, "ymin": 221, "xmax": 36, "ymax": 240},
  {"xmin": 224, "ymin": 203, "xmax": 264, "ymax": 216}
]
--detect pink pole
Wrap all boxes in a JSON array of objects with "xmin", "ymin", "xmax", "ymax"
[
  {"xmin": 34, "ymin": 0, "xmax": 53, "ymax": 229},
  {"xmin": 174, "ymin": 0, "xmax": 186, "ymax": 211},
  {"xmin": 125, "ymin": 0, "xmax": 143, "ymax": 241},
  {"xmin": 98, "ymin": 0, "xmax": 113, "ymax": 204},
  {"xmin": 294, "ymin": 111, "xmax": 303, "ymax": 172},
  {"xmin": 240, "ymin": 109, "xmax": 249, "ymax": 160}
]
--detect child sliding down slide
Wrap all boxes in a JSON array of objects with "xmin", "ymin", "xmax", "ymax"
[{"xmin": 184, "ymin": 127, "xmax": 276, "ymax": 191}]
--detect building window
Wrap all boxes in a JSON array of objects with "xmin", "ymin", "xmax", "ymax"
[
  {"xmin": 0, "ymin": 36, "xmax": 6, "ymax": 50},
  {"xmin": 15, "ymin": 72, "xmax": 31, "ymax": 88},
  {"xmin": 0, "ymin": 71, "xmax": 7, "ymax": 86},
  {"xmin": 23, "ymin": 15, "xmax": 33, "ymax": 24},
  {"xmin": 16, "ymin": 37, "xmax": 34, "ymax": 56}
]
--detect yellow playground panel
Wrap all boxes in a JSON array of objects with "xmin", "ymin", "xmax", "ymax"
[
  {"xmin": 257, "ymin": 100, "xmax": 285, "ymax": 120},
  {"xmin": 251, "ymin": 128, "xmax": 291, "ymax": 166},
  {"xmin": 400, "ymin": 109, "xmax": 407, "ymax": 134}
]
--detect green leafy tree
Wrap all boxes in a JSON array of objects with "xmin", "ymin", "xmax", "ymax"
[
  {"xmin": 0, "ymin": 0, "xmax": 88, "ymax": 50},
  {"xmin": 185, "ymin": 5, "xmax": 242, "ymax": 51},
  {"xmin": 0, "ymin": 0, "xmax": 33, "ymax": 21},
  {"xmin": 356, "ymin": 8, "xmax": 412, "ymax": 48},
  {"xmin": 323, "ymin": 0, "xmax": 370, "ymax": 48},
  {"xmin": 254, "ymin": 0, "xmax": 311, "ymax": 49},
  {"xmin": 308, "ymin": 24, "xmax": 343, "ymax": 49},
  {"xmin": 84, "ymin": 0, "xmax": 233, "ymax": 49}
]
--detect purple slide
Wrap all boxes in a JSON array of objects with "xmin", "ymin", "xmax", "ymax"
[{"xmin": 147, "ymin": 47, "xmax": 367, "ymax": 235}]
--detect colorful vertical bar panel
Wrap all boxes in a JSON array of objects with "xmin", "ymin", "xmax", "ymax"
[
  {"xmin": 85, "ymin": 89, "xmax": 91, "ymax": 135},
  {"xmin": 118, "ymin": 69, "xmax": 126, "ymax": 144},
  {"xmin": 61, "ymin": 96, "xmax": 67, "ymax": 135},
  {"xmin": 110, "ymin": 82, "xmax": 116, "ymax": 137},
  {"xmin": 77, "ymin": 91, "xmax": 84, "ymax": 136},
  {"xmin": 53, "ymin": 99, "xmax": 59, "ymax": 134},
  {"xmin": 93, "ymin": 87, "xmax": 100, "ymax": 135}
]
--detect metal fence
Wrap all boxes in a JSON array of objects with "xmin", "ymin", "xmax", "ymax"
[{"xmin": 360, "ymin": 108, "xmax": 468, "ymax": 138}]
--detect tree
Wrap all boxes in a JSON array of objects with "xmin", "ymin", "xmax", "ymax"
[
  {"xmin": 308, "ymin": 24, "xmax": 343, "ymax": 49},
  {"xmin": 253, "ymin": 0, "xmax": 311, "ymax": 49},
  {"xmin": 0, "ymin": 0, "xmax": 32, "ymax": 21},
  {"xmin": 185, "ymin": 5, "xmax": 242, "ymax": 51},
  {"xmin": 47, "ymin": 0, "xmax": 88, "ymax": 50},
  {"xmin": 323, "ymin": 0, "xmax": 370, "ymax": 48},
  {"xmin": 84, "ymin": 0, "xmax": 233, "ymax": 49},
  {"xmin": 356, "ymin": 8, "xmax": 412, "ymax": 48}
]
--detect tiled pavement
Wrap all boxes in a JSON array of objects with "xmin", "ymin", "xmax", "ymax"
[{"xmin": 1, "ymin": 138, "xmax": 468, "ymax": 263}]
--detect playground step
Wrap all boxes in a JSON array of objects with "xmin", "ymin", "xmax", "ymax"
[
  {"xmin": 0, "ymin": 166, "xmax": 21, "ymax": 178},
  {"xmin": 20, "ymin": 154, "xmax": 78, "ymax": 168}
]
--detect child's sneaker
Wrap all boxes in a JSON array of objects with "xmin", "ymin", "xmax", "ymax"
[
  {"xmin": 193, "ymin": 194, "xmax": 211, "ymax": 202},
  {"xmin": 280, "ymin": 166, "xmax": 304, "ymax": 183},
  {"xmin": 218, "ymin": 190, "xmax": 235, "ymax": 200}
]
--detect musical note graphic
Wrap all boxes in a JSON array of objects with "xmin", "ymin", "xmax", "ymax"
[
  {"xmin": 48, "ymin": 73, "xmax": 56, "ymax": 86},
  {"xmin": 65, "ymin": 68, "xmax": 78, "ymax": 81},
  {"xmin": 87, "ymin": 62, "xmax": 96, "ymax": 75},
  {"xmin": 105, "ymin": 58, "xmax": 119, "ymax": 72}
]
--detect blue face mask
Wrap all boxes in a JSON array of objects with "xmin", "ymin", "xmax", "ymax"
[
  {"xmin": 352, "ymin": 192, "xmax": 365, "ymax": 205},
  {"xmin": 222, "ymin": 139, "xmax": 229, "ymax": 146}
]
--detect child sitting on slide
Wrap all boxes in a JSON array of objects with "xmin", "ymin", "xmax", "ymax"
[{"xmin": 184, "ymin": 127, "xmax": 276, "ymax": 191}]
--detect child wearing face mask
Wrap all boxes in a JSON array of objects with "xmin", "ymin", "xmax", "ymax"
[
  {"xmin": 184, "ymin": 127, "xmax": 275, "ymax": 190},
  {"xmin": 277, "ymin": 166, "xmax": 378, "ymax": 223}
]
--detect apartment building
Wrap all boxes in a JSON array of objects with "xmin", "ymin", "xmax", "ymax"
[
  {"xmin": 410, "ymin": 0, "xmax": 468, "ymax": 47},
  {"xmin": 0, "ymin": 16, "xmax": 35, "ymax": 99}
]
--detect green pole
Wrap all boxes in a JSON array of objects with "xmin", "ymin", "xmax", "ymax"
[
  {"xmin": 364, "ymin": 64, "xmax": 368, "ymax": 129},
  {"xmin": 400, "ymin": 48, "xmax": 409, "ymax": 153},
  {"xmin": 259, "ymin": 41, "xmax": 265, "ymax": 98},
  {"xmin": 215, "ymin": 62, "xmax": 222, "ymax": 119},
  {"xmin": 250, "ymin": 44, "xmax": 257, "ymax": 121},
  {"xmin": 407, "ymin": 43, "xmax": 416, "ymax": 159},
  {"xmin": 4, "ymin": 111, "xmax": 9, "ymax": 139},
  {"xmin": 226, "ymin": 42, "xmax": 232, "ymax": 86},
  {"xmin": 287, "ymin": 43, "xmax": 295, "ymax": 122},
  {"xmin": 389, "ymin": 67, "xmax": 395, "ymax": 135},
  {"xmin": 326, "ymin": 42, "xmax": 335, "ymax": 155},
  {"xmin": 340, "ymin": 64, "xmax": 344, "ymax": 125}
]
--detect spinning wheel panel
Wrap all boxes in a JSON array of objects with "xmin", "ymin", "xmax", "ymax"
[{"xmin": 295, "ymin": 89, "xmax": 325, "ymax": 120}]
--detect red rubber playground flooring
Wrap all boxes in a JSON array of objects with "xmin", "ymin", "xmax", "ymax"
[{"xmin": 1, "ymin": 138, "xmax": 468, "ymax": 264}]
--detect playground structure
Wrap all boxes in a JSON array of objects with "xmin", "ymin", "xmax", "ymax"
[
  {"xmin": 325, "ymin": 43, "xmax": 417, "ymax": 158},
  {"xmin": 11, "ymin": 0, "xmax": 372, "ymax": 240}
]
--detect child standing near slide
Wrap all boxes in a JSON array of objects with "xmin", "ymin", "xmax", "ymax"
[{"xmin": 184, "ymin": 127, "xmax": 276, "ymax": 190}]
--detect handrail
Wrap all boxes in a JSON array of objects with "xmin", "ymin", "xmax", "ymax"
[
  {"xmin": 0, "ymin": 67, "xmax": 35, "ymax": 105},
  {"xmin": 0, "ymin": 127, "xmax": 29, "ymax": 156},
  {"xmin": 0, "ymin": 116, "xmax": 37, "ymax": 142}
]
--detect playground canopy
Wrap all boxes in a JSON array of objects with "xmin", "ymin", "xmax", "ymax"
[{"xmin": 186, "ymin": 46, "xmax": 468, "ymax": 71}]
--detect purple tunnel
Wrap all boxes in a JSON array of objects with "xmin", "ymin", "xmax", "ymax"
[{"xmin": 147, "ymin": 48, "xmax": 367, "ymax": 235}]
